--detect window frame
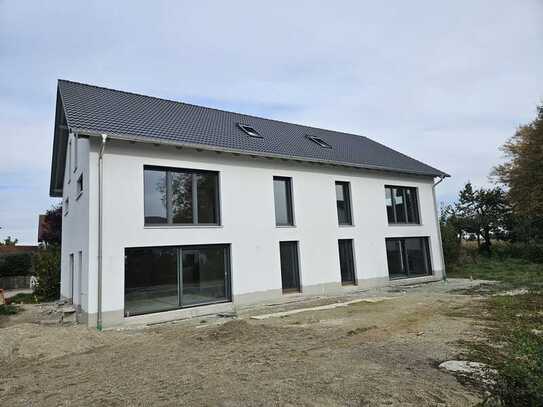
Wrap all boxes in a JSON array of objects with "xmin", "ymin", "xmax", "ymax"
[
  {"xmin": 273, "ymin": 176, "xmax": 295, "ymax": 227},
  {"xmin": 279, "ymin": 240, "xmax": 301, "ymax": 293},
  {"xmin": 306, "ymin": 134, "xmax": 332, "ymax": 149},
  {"xmin": 64, "ymin": 197, "xmax": 69, "ymax": 216},
  {"xmin": 238, "ymin": 123, "xmax": 263, "ymax": 138},
  {"xmin": 144, "ymin": 165, "xmax": 221, "ymax": 227},
  {"xmin": 335, "ymin": 181, "xmax": 353, "ymax": 226},
  {"xmin": 124, "ymin": 243, "xmax": 231, "ymax": 317},
  {"xmin": 76, "ymin": 173, "xmax": 83, "ymax": 199},
  {"xmin": 384, "ymin": 185, "xmax": 421, "ymax": 225},
  {"xmin": 338, "ymin": 239, "xmax": 357, "ymax": 285},
  {"xmin": 73, "ymin": 134, "xmax": 78, "ymax": 173},
  {"xmin": 385, "ymin": 236, "xmax": 432, "ymax": 279}
]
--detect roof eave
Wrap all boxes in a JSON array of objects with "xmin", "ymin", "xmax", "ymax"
[{"xmin": 73, "ymin": 128, "xmax": 449, "ymax": 179}]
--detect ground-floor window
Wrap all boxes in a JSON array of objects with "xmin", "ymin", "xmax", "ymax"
[
  {"xmin": 386, "ymin": 237, "xmax": 432, "ymax": 279},
  {"xmin": 338, "ymin": 239, "xmax": 356, "ymax": 285},
  {"xmin": 124, "ymin": 244, "xmax": 231, "ymax": 317},
  {"xmin": 279, "ymin": 241, "xmax": 300, "ymax": 293}
]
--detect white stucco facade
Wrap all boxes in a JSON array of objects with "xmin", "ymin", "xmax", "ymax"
[{"xmin": 60, "ymin": 137, "xmax": 445, "ymax": 328}]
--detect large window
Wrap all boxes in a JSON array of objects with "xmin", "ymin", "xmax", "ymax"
[
  {"xmin": 385, "ymin": 186, "xmax": 420, "ymax": 224},
  {"xmin": 385, "ymin": 237, "xmax": 432, "ymax": 279},
  {"xmin": 273, "ymin": 177, "xmax": 294, "ymax": 226},
  {"xmin": 124, "ymin": 244, "xmax": 231, "ymax": 317},
  {"xmin": 144, "ymin": 166, "xmax": 219, "ymax": 225},
  {"xmin": 335, "ymin": 181, "xmax": 352, "ymax": 225}
]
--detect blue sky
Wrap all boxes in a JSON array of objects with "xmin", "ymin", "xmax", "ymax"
[{"xmin": 1, "ymin": 1, "xmax": 542, "ymax": 244}]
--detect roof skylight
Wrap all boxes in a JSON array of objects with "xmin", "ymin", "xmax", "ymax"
[
  {"xmin": 238, "ymin": 123, "xmax": 262, "ymax": 138},
  {"xmin": 306, "ymin": 135, "xmax": 332, "ymax": 149}
]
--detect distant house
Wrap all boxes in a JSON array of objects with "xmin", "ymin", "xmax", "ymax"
[{"xmin": 49, "ymin": 80, "xmax": 449, "ymax": 329}]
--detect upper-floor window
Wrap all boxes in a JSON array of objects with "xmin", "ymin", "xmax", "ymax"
[
  {"xmin": 73, "ymin": 134, "xmax": 78, "ymax": 172},
  {"xmin": 67, "ymin": 139, "xmax": 72, "ymax": 183},
  {"xmin": 335, "ymin": 181, "xmax": 352, "ymax": 225},
  {"xmin": 273, "ymin": 176, "xmax": 294, "ymax": 226},
  {"xmin": 385, "ymin": 185, "xmax": 420, "ymax": 224},
  {"xmin": 144, "ymin": 166, "xmax": 220, "ymax": 226},
  {"xmin": 76, "ymin": 174, "xmax": 83, "ymax": 198}
]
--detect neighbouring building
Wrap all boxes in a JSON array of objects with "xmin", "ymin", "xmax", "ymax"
[{"xmin": 49, "ymin": 80, "xmax": 449, "ymax": 328}]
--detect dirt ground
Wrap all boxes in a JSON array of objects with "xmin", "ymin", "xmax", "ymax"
[{"xmin": 0, "ymin": 279, "xmax": 491, "ymax": 406}]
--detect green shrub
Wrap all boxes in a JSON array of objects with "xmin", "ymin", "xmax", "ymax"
[
  {"xmin": 0, "ymin": 253, "xmax": 33, "ymax": 277},
  {"xmin": 0, "ymin": 304, "xmax": 19, "ymax": 315},
  {"xmin": 33, "ymin": 245, "xmax": 60, "ymax": 301},
  {"xmin": 441, "ymin": 222, "xmax": 461, "ymax": 267},
  {"xmin": 7, "ymin": 292, "xmax": 40, "ymax": 304}
]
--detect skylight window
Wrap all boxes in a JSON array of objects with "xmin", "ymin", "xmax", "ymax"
[
  {"xmin": 238, "ymin": 123, "xmax": 263, "ymax": 138},
  {"xmin": 306, "ymin": 135, "xmax": 332, "ymax": 149}
]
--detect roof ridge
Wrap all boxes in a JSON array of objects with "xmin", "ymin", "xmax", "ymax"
[{"xmin": 57, "ymin": 79, "xmax": 371, "ymax": 141}]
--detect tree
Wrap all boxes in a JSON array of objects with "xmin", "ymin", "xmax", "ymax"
[
  {"xmin": 39, "ymin": 204, "xmax": 62, "ymax": 245},
  {"xmin": 0, "ymin": 236, "xmax": 18, "ymax": 246},
  {"xmin": 454, "ymin": 182, "xmax": 511, "ymax": 253},
  {"xmin": 494, "ymin": 104, "xmax": 543, "ymax": 242}
]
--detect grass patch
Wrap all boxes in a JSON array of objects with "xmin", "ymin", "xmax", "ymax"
[
  {"xmin": 448, "ymin": 257, "xmax": 543, "ymax": 291},
  {"xmin": 7, "ymin": 292, "xmax": 41, "ymax": 304},
  {"xmin": 449, "ymin": 258, "xmax": 543, "ymax": 406},
  {"xmin": 0, "ymin": 304, "xmax": 20, "ymax": 315}
]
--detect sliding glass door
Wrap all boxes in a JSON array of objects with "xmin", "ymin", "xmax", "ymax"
[
  {"xmin": 125, "ymin": 244, "xmax": 230, "ymax": 317},
  {"xmin": 385, "ymin": 237, "xmax": 432, "ymax": 279}
]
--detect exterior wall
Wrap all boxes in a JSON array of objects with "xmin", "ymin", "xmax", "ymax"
[
  {"xmin": 60, "ymin": 134, "xmax": 90, "ymax": 313},
  {"xmin": 68, "ymin": 138, "xmax": 444, "ymax": 327}
]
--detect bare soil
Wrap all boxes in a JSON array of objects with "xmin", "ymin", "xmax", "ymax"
[{"xmin": 0, "ymin": 279, "xmax": 490, "ymax": 406}]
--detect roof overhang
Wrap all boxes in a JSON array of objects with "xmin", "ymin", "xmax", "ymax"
[{"xmin": 49, "ymin": 88, "xmax": 69, "ymax": 197}]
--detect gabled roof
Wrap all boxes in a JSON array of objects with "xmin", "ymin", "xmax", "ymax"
[{"xmin": 50, "ymin": 80, "xmax": 448, "ymax": 197}]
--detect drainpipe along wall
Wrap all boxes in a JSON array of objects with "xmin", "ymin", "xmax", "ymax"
[
  {"xmin": 432, "ymin": 176, "xmax": 447, "ymax": 281},
  {"xmin": 97, "ymin": 134, "xmax": 108, "ymax": 330}
]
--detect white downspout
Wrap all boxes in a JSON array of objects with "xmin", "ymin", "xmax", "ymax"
[
  {"xmin": 97, "ymin": 133, "xmax": 108, "ymax": 331},
  {"xmin": 432, "ymin": 176, "xmax": 447, "ymax": 281}
]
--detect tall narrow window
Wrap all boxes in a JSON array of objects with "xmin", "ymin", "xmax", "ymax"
[
  {"xmin": 67, "ymin": 139, "xmax": 72, "ymax": 183},
  {"xmin": 335, "ymin": 181, "xmax": 352, "ymax": 225},
  {"xmin": 338, "ymin": 239, "xmax": 356, "ymax": 285},
  {"xmin": 279, "ymin": 241, "xmax": 300, "ymax": 292},
  {"xmin": 76, "ymin": 174, "xmax": 83, "ymax": 197},
  {"xmin": 384, "ymin": 186, "xmax": 420, "ymax": 224},
  {"xmin": 69, "ymin": 253, "xmax": 74, "ymax": 301},
  {"xmin": 73, "ymin": 134, "xmax": 78, "ymax": 172},
  {"xmin": 385, "ymin": 237, "xmax": 431, "ymax": 279},
  {"xmin": 273, "ymin": 177, "xmax": 294, "ymax": 226},
  {"xmin": 144, "ymin": 166, "xmax": 219, "ymax": 226}
]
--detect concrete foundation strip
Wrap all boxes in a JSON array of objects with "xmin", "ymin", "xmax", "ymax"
[{"xmin": 250, "ymin": 297, "xmax": 398, "ymax": 320}]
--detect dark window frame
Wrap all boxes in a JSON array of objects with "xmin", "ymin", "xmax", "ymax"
[
  {"xmin": 306, "ymin": 135, "xmax": 332, "ymax": 149},
  {"xmin": 238, "ymin": 123, "xmax": 263, "ymax": 138},
  {"xmin": 385, "ymin": 185, "xmax": 420, "ymax": 224},
  {"xmin": 144, "ymin": 165, "xmax": 221, "ymax": 226},
  {"xmin": 385, "ymin": 237, "xmax": 432, "ymax": 279},
  {"xmin": 76, "ymin": 173, "xmax": 83, "ymax": 198},
  {"xmin": 279, "ymin": 241, "xmax": 301, "ymax": 293},
  {"xmin": 338, "ymin": 239, "xmax": 356, "ymax": 285},
  {"xmin": 273, "ymin": 176, "xmax": 295, "ymax": 226},
  {"xmin": 335, "ymin": 181, "xmax": 353, "ymax": 225},
  {"xmin": 124, "ymin": 243, "xmax": 232, "ymax": 317}
]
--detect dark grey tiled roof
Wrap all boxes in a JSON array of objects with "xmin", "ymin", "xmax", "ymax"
[{"xmin": 57, "ymin": 80, "xmax": 448, "ymax": 178}]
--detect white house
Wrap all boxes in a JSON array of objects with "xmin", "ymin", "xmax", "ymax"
[{"xmin": 49, "ymin": 80, "xmax": 449, "ymax": 329}]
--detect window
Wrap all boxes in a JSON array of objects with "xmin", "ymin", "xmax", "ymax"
[
  {"xmin": 144, "ymin": 166, "xmax": 219, "ymax": 225},
  {"xmin": 124, "ymin": 244, "xmax": 231, "ymax": 317},
  {"xmin": 273, "ymin": 177, "xmax": 294, "ymax": 226},
  {"xmin": 76, "ymin": 174, "xmax": 83, "ymax": 197},
  {"xmin": 64, "ymin": 197, "xmax": 69, "ymax": 216},
  {"xmin": 306, "ymin": 135, "xmax": 332, "ymax": 148},
  {"xmin": 338, "ymin": 239, "xmax": 356, "ymax": 285},
  {"xmin": 335, "ymin": 181, "xmax": 352, "ymax": 225},
  {"xmin": 67, "ymin": 139, "xmax": 72, "ymax": 183},
  {"xmin": 385, "ymin": 237, "xmax": 432, "ymax": 279},
  {"xmin": 385, "ymin": 186, "xmax": 420, "ymax": 224},
  {"xmin": 238, "ymin": 123, "xmax": 262, "ymax": 138},
  {"xmin": 279, "ymin": 241, "xmax": 300, "ymax": 292},
  {"xmin": 69, "ymin": 253, "xmax": 74, "ymax": 301},
  {"xmin": 73, "ymin": 134, "xmax": 78, "ymax": 172}
]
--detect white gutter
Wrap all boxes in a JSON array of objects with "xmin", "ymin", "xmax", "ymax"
[
  {"xmin": 432, "ymin": 176, "xmax": 447, "ymax": 281},
  {"xmin": 97, "ymin": 133, "xmax": 108, "ymax": 330}
]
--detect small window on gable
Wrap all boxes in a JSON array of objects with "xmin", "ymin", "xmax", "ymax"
[
  {"xmin": 238, "ymin": 123, "xmax": 262, "ymax": 138},
  {"xmin": 76, "ymin": 174, "xmax": 83, "ymax": 197},
  {"xmin": 306, "ymin": 135, "xmax": 332, "ymax": 149}
]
